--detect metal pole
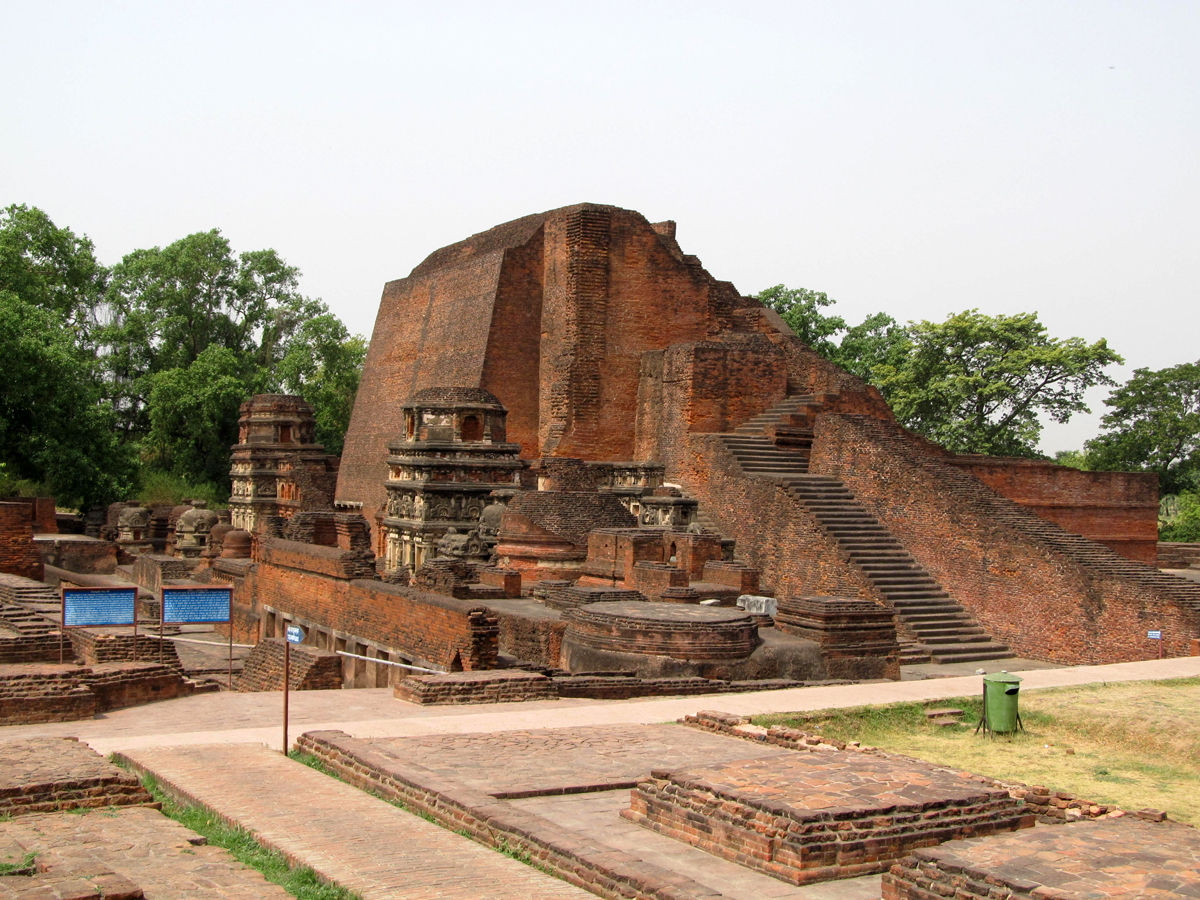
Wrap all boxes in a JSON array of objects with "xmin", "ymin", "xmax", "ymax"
[
  {"xmin": 159, "ymin": 590, "xmax": 164, "ymax": 665},
  {"xmin": 282, "ymin": 638, "xmax": 290, "ymax": 755}
]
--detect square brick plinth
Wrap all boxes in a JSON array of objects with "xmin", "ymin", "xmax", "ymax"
[
  {"xmin": 882, "ymin": 817, "xmax": 1200, "ymax": 899},
  {"xmin": 621, "ymin": 752, "xmax": 1033, "ymax": 885}
]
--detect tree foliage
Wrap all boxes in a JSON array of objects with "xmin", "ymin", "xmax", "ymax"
[
  {"xmin": 1085, "ymin": 360, "xmax": 1200, "ymax": 495},
  {"xmin": 0, "ymin": 206, "xmax": 366, "ymax": 507},
  {"xmin": 757, "ymin": 285, "xmax": 846, "ymax": 356},
  {"xmin": 0, "ymin": 295, "xmax": 134, "ymax": 507},
  {"xmin": 879, "ymin": 310, "xmax": 1120, "ymax": 457},
  {"xmin": 757, "ymin": 285, "xmax": 1123, "ymax": 458}
]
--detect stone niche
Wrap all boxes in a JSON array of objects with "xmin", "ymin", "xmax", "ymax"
[{"xmin": 380, "ymin": 387, "xmax": 524, "ymax": 577}]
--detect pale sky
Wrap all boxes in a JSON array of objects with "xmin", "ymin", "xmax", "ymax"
[{"xmin": 5, "ymin": 1, "xmax": 1197, "ymax": 452}]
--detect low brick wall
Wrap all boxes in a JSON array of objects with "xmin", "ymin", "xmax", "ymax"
[
  {"xmin": 235, "ymin": 638, "xmax": 343, "ymax": 692},
  {"xmin": 623, "ymin": 754, "xmax": 1030, "ymax": 885},
  {"xmin": 241, "ymin": 541, "xmax": 499, "ymax": 671},
  {"xmin": 0, "ymin": 668, "xmax": 96, "ymax": 725},
  {"xmin": 86, "ymin": 662, "xmax": 195, "ymax": 711},
  {"xmin": 683, "ymin": 711, "xmax": 1154, "ymax": 825},
  {"xmin": 68, "ymin": 629, "xmax": 182, "ymax": 667},
  {"xmin": 0, "ymin": 631, "xmax": 60, "ymax": 664},
  {"xmin": 394, "ymin": 670, "xmax": 556, "ymax": 704},
  {"xmin": 774, "ymin": 595, "xmax": 900, "ymax": 680},
  {"xmin": 0, "ymin": 737, "xmax": 151, "ymax": 817},
  {"xmin": 1160, "ymin": 541, "xmax": 1200, "ymax": 569}
]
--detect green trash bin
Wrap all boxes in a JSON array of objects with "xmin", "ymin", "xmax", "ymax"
[{"xmin": 980, "ymin": 672, "xmax": 1023, "ymax": 735}]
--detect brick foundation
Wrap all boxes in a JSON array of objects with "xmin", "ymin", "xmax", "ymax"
[
  {"xmin": 0, "ymin": 502, "xmax": 43, "ymax": 581},
  {"xmin": 235, "ymin": 638, "xmax": 343, "ymax": 691}
]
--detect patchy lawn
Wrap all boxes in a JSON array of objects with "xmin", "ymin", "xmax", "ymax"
[{"xmin": 754, "ymin": 677, "xmax": 1200, "ymax": 826}]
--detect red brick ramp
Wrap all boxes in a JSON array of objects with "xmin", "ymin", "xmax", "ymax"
[{"xmin": 116, "ymin": 743, "xmax": 591, "ymax": 900}]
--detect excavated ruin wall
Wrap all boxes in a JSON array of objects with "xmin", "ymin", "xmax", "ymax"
[
  {"xmin": 667, "ymin": 432, "xmax": 878, "ymax": 602},
  {"xmin": 809, "ymin": 414, "xmax": 1200, "ymax": 663},
  {"xmin": 243, "ymin": 541, "xmax": 498, "ymax": 671}
]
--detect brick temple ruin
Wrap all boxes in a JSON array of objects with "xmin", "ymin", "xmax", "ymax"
[
  {"xmin": 2, "ymin": 202, "xmax": 1199, "ymax": 709},
  {"xmin": 200, "ymin": 202, "xmax": 1197, "ymax": 693}
]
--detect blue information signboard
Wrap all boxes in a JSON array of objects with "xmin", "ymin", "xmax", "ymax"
[
  {"xmin": 62, "ymin": 587, "xmax": 137, "ymax": 627},
  {"xmin": 162, "ymin": 587, "xmax": 232, "ymax": 624}
]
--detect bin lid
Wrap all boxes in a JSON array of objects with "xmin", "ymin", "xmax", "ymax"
[{"xmin": 983, "ymin": 672, "xmax": 1022, "ymax": 684}]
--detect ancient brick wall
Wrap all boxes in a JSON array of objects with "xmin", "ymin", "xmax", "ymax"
[
  {"xmin": 234, "ymin": 638, "xmax": 343, "ymax": 691},
  {"xmin": 337, "ymin": 204, "xmax": 766, "ymax": 533},
  {"xmin": 0, "ymin": 502, "xmax": 44, "ymax": 581},
  {"xmin": 243, "ymin": 540, "xmax": 499, "ymax": 671},
  {"xmin": 947, "ymin": 457, "xmax": 1159, "ymax": 563},
  {"xmin": 663, "ymin": 433, "xmax": 878, "ymax": 601},
  {"xmin": 809, "ymin": 414, "xmax": 1200, "ymax": 662}
]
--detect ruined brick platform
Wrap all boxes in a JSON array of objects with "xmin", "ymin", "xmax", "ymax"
[
  {"xmin": 0, "ymin": 806, "xmax": 291, "ymax": 898},
  {"xmin": 0, "ymin": 737, "xmax": 151, "ymax": 817},
  {"xmin": 622, "ymin": 751, "xmax": 1033, "ymax": 885},
  {"xmin": 393, "ymin": 669, "xmax": 557, "ymax": 704},
  {"xmin": 882, "ymin": 817, "xmax": 1200, "ymax": 899},
  {"xmin": 565, "ymin": 601, "xmax": 759, "ymax": 659}
]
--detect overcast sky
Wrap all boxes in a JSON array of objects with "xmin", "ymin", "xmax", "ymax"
[{"xmin": 5, "ymin": 1, "xmax": 1197, "ymax": 452}]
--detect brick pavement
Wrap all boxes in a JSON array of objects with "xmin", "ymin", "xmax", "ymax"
[
  {"xmin": 119, "ymin": 742, "xmax": 593, "ymax": 900},
  {"xmin": 353, "ymin": 724, "xmax": 793, "ymax": 797},
  {"xmin": 0, "ymin": 806, "xmax": 292, "ymax": 898},
  {"xmin": 882, "ymin": 817, "xmax": 1200, "ymax": 898}
]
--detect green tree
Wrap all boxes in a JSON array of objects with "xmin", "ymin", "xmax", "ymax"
[
  {"xmin": 756, "ymin": 285, "xmax": 846, "ymax": 356},
  {"xmin": 274, "ymin": 313, "xmax": 367, "ymax": 454},
  {"xmin": 100, "ymin": 229, "xmax": 307, "ymax": 438},
  {"xmin": 0, "ymin": 204, "xmax": 107, "ymax": 342},
  {"xmin": 0, "ymin": 295, "xmax": 134, "ymax": 506},
  {"xmin": 832, "ymin": 311, "xmax": 910, "ymax": 385},
  {"xmin": 1085, "ymin": 360, "xmax": 1200, "ymax": 495},
  {"xmin": 144, "ymin": 345, "xmax": 252, "ymax": 485},
  {"xmin": 880, "ymin": 310, "xmax": 1121, "ymax": 456}
]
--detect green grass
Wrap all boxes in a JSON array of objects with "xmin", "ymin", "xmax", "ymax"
[
  {"xmin": 0, "ymin": 852, "xmax": 37, "ymax": 875},
  {"xmin": 754, "ymin": 677, "xmax": 1200, "ymax": 825},
  {"xmin": 137, "ymin": 772, "xmax": 359, "ymax": 900}
]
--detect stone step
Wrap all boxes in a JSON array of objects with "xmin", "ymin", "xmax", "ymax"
[{"xmin": 929, "ymin": 644, "xmax": 1012, "ymax": 663}]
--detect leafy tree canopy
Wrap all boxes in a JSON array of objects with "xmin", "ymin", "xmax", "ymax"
[
  {"xmin": 1085, "ymin": 360, "xmax": 1200, "ymax": 495},
  {"xmin": 0, "ymin": 294, "xmax": 134, "ymax": 506},
  {"xmin": 0, "ymin": 207, "xmax": 366, "ymax": 507},
  {"xmin": 0, "ymin": 204, "xmax": 107, "ymax": 342},
  {"xmin": 755, "ymin": 285, "xmax": 1122, "ymax": 458},
  {"xmin": 880, "ymin": 310, "xmax": 1121, "ymax": 457}
]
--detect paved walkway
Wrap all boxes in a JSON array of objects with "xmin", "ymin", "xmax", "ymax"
[
  {"xmin": 119, "ymin": 742, "xmax": 593, "ymax": 900},
  {"xmin": 1, "ymin": 656, "xmax": 1195, "ymax": 754}
]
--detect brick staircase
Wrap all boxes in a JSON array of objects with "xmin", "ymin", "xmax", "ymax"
[
  {"xmin": 719, "ymin": 395, "xmax": 1012, "ymax": 664},
  {"xmin": 852, "ymin": 415, "xmax": 1200, "ymax": 618}
]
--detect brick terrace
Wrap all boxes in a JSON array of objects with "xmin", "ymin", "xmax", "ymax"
[
  {"xmin": 0, "ymin": 806, "xmax": 292, "ymax": 898},
  {"xmin": 882, "ymin": 817, "xmax": 1200, "ymax": 899},
  {"xmin": 0, "ymin": 737, "xmax": 150, "ymax": 817},
  {"xmin": 623, "ymin": 752, "xmax": 1032, "ymax": 885}
]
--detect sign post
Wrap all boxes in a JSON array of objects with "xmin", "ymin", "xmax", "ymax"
[
  {"xmin": 162, "ymin": 586, "xmax": 234, "ymax": 688},
  {"xmin": 283, "ymin": 624, "xmax": 305, "ymax": 754},
  {"xmin": 61, "ymin": 587, "xmax": 138, "ymax": 664},
  {"xmin": 1148, "ymin": 629, "xmax": 1163, "ymax": 659}
]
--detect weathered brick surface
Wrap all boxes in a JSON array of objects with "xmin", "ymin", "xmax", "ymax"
[
  {"xmin": 1160, "ymin": 541, "xmax": 1200, "ymax": 568},
  {"xmin": 809, "ymin": 414, "xmax": 1200, "ymax": 663},
  {"xmin": 393, "ymin": 669, "xmax": 556, "ymax": 704},
  {"xmin": 881, "ymin": 817, "xmax": 1200, "ymax": 899},
  {"xmin": 235, "ymin": 638, "xmax": 343, "ymax": 691},
  {"xmin": 0, "ymin": 503, "xmax": 43, "ymax": 581},
  {"xmin": 948, "ymin": 456, "xmax": 1160, "ymax": 563},
  {"xmin": 0, "ymin": 738, "xmax": 151, "ymax": 817},
  {"xmin": 242, "ymin": 539, "xmax": 499, "ymax": 671},
  {"xmin": 623, "ymin": 753, "xmax": 1032, "ymax": 886}
]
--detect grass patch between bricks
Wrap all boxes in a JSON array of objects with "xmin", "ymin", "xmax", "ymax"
[
  {"xmin": 133, "ymin": 770, "xmax": 360, "ymax": 900},
  {"xmin": 0, "ymin": 852, "xmax": 38, "ymax": 876},
  {"xmin": 754, "ymin": 676, "xmax": 1200, "ymax": 825}
]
